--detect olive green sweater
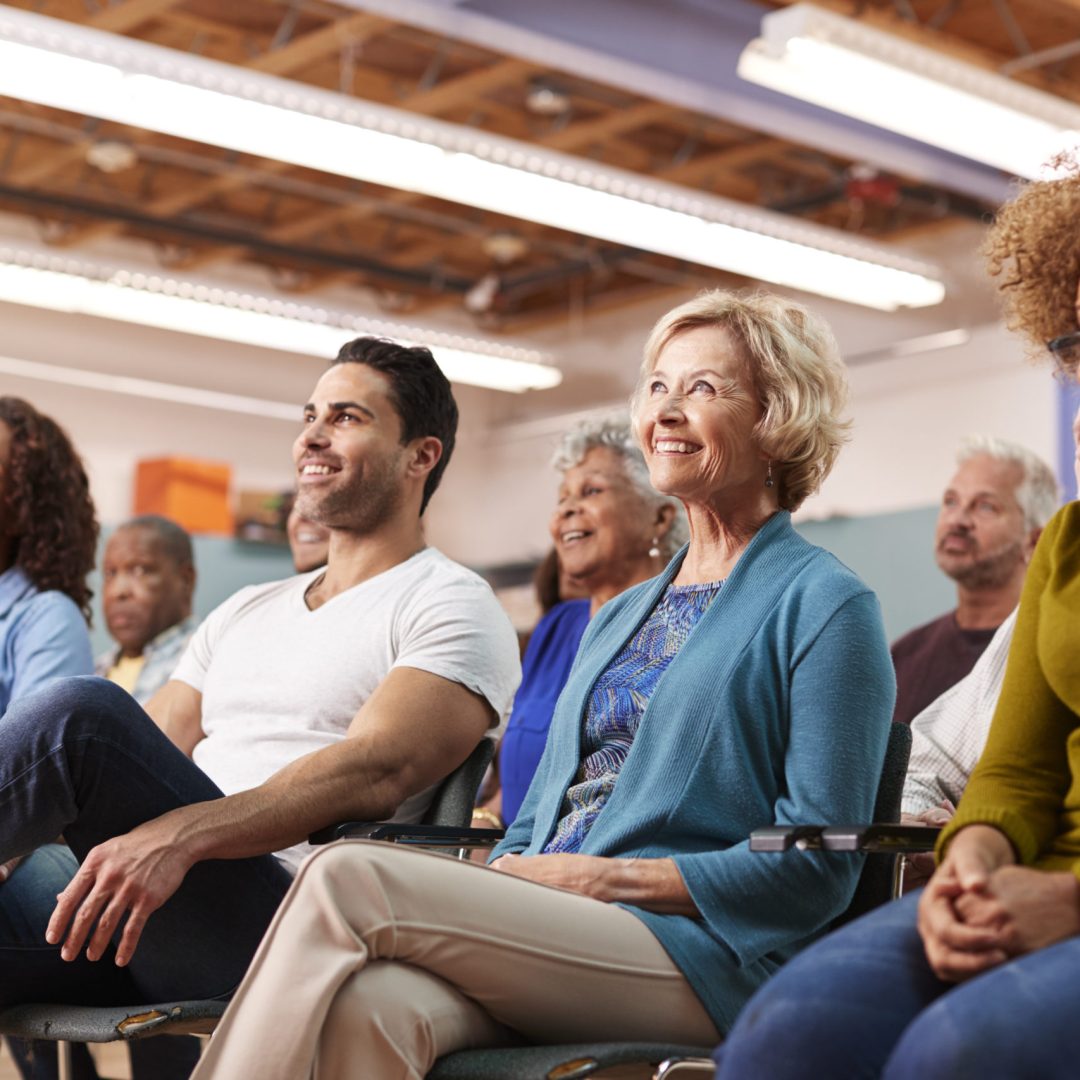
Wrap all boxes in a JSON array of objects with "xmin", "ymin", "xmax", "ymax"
[{"xmin": 939, "ymin": 502, "xmax": 1080, "ymax": 873}]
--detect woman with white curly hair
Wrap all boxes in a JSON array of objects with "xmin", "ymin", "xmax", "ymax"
[
  {"xmin": 477, "ymin": 413, "xmax": 687, "ymax": 830},
  {"xmin": 191, "ymin": 289, "xmax": 895, "ymax": 1079}
]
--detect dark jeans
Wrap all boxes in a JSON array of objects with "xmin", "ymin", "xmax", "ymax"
[
  {"xmin": 714, "ymin": 889, "xmax": 1080, "ymax": 1079},
  {"xmin": 3, "ymin": 848, "xmax": 203, "ymax": 1080},
  {"xmin": 0, "ymin": 677, "xmax": 294, "ymax": 1059}
]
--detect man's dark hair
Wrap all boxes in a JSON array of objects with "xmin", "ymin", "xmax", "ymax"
[
  {"xmin": 332, "ymin": 337, "xmax": 458, "ymax": 515},
  {"xmin": 119, "ymin": 515, "xmax": 194, "ymax": 567}
]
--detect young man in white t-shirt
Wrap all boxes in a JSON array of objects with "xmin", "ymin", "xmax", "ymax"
[{"xmin": 0, "ymin": 337, "xmax": 520, "ymax": 1009}]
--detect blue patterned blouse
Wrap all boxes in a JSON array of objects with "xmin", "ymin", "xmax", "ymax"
[{"xmin": 544, "ymin": 580, "xmax": 723, "ymax": 854}]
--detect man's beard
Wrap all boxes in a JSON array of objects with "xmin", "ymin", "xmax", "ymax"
[
  {"xmin": 939, "ymin": 538, "xmax": 1025, "ymax": 590},
  {"xmin": 295, "ymin": 456, "xmax": 403, "ymax": 537}
]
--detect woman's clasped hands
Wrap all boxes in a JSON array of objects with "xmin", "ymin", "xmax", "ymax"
[{"xmin": 917, "ymin": 824, "xmax": 1080, "ymax": 982}]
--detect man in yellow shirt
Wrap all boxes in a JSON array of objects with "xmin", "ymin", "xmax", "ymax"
[{"xmin": 95, "ymin": 516, "xmax": 198, "ymax": 706}]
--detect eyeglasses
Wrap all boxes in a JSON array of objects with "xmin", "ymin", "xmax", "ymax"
[{"xmin": 1048, "ymin": 330, "xmax": 1080, "ymax": 357}]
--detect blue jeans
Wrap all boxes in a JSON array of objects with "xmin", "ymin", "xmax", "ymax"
[
  {"xmin": 3, "ymin": 848, "xmax": 203, "ymax": 1080},
  {"xmin": 0, "ymin": 676, "xmax": 293, "ymax": 1005},
  {"xmin": 714, "ymin": 890, "xmax": 1080, "ymax": 1079}
]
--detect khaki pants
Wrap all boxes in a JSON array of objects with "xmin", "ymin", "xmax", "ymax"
[{"xmin": 192, "ymin": 841, "xmax": 719, "ymax": 1080}]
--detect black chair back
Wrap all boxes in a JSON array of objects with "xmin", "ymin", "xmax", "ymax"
[
  {"xmin": 835, "ymin": 721, "xmax": 912, "ymax": 925},
  {"xmin": 421, "ymin": 738, "xmax": 494, "ymax": 828}
]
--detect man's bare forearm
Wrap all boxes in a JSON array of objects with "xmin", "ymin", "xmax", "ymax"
[{"xmin": 156, "ymin": 737, "xmax": 412, "ymax": 864}]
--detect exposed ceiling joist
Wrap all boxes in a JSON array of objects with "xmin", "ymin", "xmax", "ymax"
[
  {"xmin": 7, "ymin": 140, "xmax": 94, "ymax": 188},
  {"xmin": 248, "ymin": 11, "xmax": 390, "ymax": 76},
  {"xmin": 87, "ymin": 0, "xmax": 184, "ymax": 34},
  {"xmin": 402, "ymin": 56, "xmax": 539, "ymax": 114}
]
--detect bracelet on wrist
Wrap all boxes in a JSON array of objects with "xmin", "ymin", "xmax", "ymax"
[{"xmin": 471, "ymin": 807, "xmax": 503, "ymax": 829}]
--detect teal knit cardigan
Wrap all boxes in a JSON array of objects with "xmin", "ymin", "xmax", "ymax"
[{"xmin": 495, "ymin": 511, "xmax": 895, "ymax": 1033}]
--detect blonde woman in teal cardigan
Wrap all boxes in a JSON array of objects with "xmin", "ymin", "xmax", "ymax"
[{"xmin": 190, "ymin": 292, "xmax": 895, "ymax": 1080}]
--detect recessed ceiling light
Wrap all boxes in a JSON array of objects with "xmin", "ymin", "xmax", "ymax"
[
  {"xmin": 525, "ymin": 81, "xmax": 572, "ymax": 117},
  {"xmin": 85, "ymin": 140, "xmax": 138, "ymax": 173}
]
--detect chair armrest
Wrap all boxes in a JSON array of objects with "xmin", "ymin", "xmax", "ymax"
[
  {"xmin": 750, "ymin": 824, "xmax": 941, "ymax": 854},
  {"xmin": 310, "ymin": 822, "xmax": 505, "ymax": 848},
  {"xmin": 820, "ymin": 824, "xmax": 941, "ymax": 853},
  {"xmin": 749, "ymin": 826, "xmax": 826, "ymax": 852}
]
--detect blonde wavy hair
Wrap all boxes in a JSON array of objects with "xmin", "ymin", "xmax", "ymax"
[
  {"xmin": 983, "ymin": 164, "xmax": 1080, "ymax": 375},
  {"xmin": 634, "ymin": 290, "xmax": 851, "ymax": 512}
]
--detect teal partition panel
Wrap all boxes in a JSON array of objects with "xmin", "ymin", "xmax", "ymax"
[{"xmin": 796, "ymin": 507, "xmax": 956, "ymax": 643}]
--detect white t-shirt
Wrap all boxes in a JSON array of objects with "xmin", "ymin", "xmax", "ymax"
[{"xmin": 171, "ymin": 547, "xmax": 521, "ymax": 873}]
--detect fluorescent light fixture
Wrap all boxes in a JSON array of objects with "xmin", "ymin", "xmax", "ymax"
[
  {"xmin": 0, "ymin": 7, "xmax": 944, "ymax": 310},
  {"xmin": 739, "ymin": 3, "xmax": 1080, "ymax": 181},
  {"xmin": 0, "ymin": 244, "xmax": 561, "ymax": 393},
  {"xmin": 846, "ymin": 327, "xmax": 971, "ymax": 366},
  {"xmin": 0, "ymin": 351, "xmax": 302, "ymax": 421}
]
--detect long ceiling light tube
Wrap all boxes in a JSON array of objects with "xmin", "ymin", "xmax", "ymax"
[
  {"xmin": 738, "ymin": 3, "xmax": 1080, "ymax": 181},
  {"xmin": 0, "ymin": 244, "xmax": 561, "ymax": 393},
  {"xmin": 0, "ymin": 7, "xmax": 943, "ymax": 311},
  {"xmin": 0, "ymin": 351, "xmax": 302, "ymax": 421}
]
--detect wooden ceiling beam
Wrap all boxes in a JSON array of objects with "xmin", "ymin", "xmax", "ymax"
[
  {"xmin": 248, "ymin": 12, "xmax": 390, "ymax": 77},
  {"xmin": 659, "ymin": 137, "xmax": 789, "ymax": 184},
  {"xmin": 7, "ymin": 141, "xmax": 92, "ymax": 188},
  {"xmin": 47, "ymin": 159, "xmax": 294, "ymax": 248},
  {"xmin": 87, "ymin": 0, "xmax": 186, "ymax": 34},
  {"xmin": 489, "ymin": 280, "xmax": 699, "ymax": 334},
  {"xmin": 538, "ymin": 101, "xmax": 674, "ymax": 151},
  {"xmin": 168, "ymin": 243, "xmax": 247, "ymax": 271},
  {"xmin": 403, "ymin": 57, "xmax": 539, "ymax": 115}
]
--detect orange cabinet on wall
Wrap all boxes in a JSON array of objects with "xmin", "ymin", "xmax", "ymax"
[{"xmin": 134, "ymin": 457, "xmax": 233, "ymax": 535}]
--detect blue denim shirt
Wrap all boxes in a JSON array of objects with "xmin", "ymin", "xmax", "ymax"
[{"xmin": 0, "ymin": 566, "xmax": 93, "ymax": 717}]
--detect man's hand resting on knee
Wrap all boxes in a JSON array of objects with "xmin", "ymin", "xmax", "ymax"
[{"xmin": 47, "ymin": 814, "xmax": 196, "ymax": 967}]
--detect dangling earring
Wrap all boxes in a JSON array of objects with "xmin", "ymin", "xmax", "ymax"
[
  {"xmin": 764, "ymin": 461, "xmax": 774, "ymax": 488},
  {"xmin": 648, "ymin": 537, "xmax": 661, "ymax": 558}
]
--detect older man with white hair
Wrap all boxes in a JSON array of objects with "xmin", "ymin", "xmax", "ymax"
[{"xmin": 891, "ymin": 435, "xmax": 1058, "ymax": 726}]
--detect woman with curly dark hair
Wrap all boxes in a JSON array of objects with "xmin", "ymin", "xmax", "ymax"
[
  {"xmin": 0, "ymin": 396, "xmax": 97, "ymax": 718},
  {"xmin": 0, "ymin": 398, "xmax": 98, "ymax": 1080}
]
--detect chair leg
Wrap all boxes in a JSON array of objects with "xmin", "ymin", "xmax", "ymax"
[
  {"xmin": 56, "ymin": 1041, "xmax": 73, "ymax": 1080},
  {"xmin": 654, "ymin": 1058, "xmax": 716, "ymax": 1077},
  {"xmin": 892, "ymin": 854, "xmax": 907, "ymax": 899}
]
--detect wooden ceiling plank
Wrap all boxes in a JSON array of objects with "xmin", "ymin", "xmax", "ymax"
[
  {"xmin": 537, "ymin": 101, "xmax": 674, "ymax": 151},
  {"xmin": 46, "ymin": 159, "xmax": 295, "ymax": 248},
  {"xmin": 490, "ymin": 280, "xmax": 699, "ymax": 334},
  {"xmin": 249, "ymin": 12, "xmax": 390, "ymax": 77},
  {"xmin": 169, "ymin": 243, "xmax": 247, "ymax": 271},
  {"xmin": 402, "ymin": 57, "xmax": 539, "ymax": 115},
  {"xmin": 280, "ymin": 269, "xmax": 355, "ymax": 295},
  {"xmin": 144, "ymin": 159, "xmax": 291, "ymax": 216},
  {"xmin": 659, "ymin": 137, "xmax": 789, "ymax": 184},
  {"xmin": 8, "ymin": 141, "xmax": 91, "ymax": 187},
  {"xmin": 87, "ymin": 0, "xmax": 186, "ymax": 34}
]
